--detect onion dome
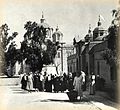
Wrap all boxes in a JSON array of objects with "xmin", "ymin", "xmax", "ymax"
[
  {"xmin": 38, "ymin": 12, "xmax": 50, "ymax": 29},
  {"xmin": 84, "ymin": 24, "xmax": 93, "ymax": 42},
  {"xmin": 52, "ymin": 26, "xmax": 63, "ymax": 42},
  {"xmin": 93, "ymin": 15, "xmax": 105, "ymax": 40}
]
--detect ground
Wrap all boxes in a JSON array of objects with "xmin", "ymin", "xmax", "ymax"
[{"xmin": 0, "ymin": 76, "xmax": 119, "ymax": 110}]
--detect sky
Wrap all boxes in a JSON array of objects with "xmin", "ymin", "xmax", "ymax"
[{"xmin": 0, "ymin": 0, "xmax": 118, "ymax": 48}]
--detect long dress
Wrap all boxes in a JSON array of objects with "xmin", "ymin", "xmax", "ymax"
[
  {"xmin": 68, "ymin": 77, "xmax": 74, "ymax": 91},
  {"xmin": 73, "ymin": 75, "xmax": 83, "ymax": 97},
  {"xmin": 33, "ymin": 74, "xmax": 37, "ymax": 89},
  {"xmin": 27, "ymin": 74, "xmax": 33, "ymax": 91},
  {"xmin": 21, "ymin": 75, "xmax": 28, "ymax": 90}
]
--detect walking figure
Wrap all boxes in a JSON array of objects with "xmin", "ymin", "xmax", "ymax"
[
  {"xmin": 73, "ymin": 72, "xmax": 83, "ymax": 101},
  {"xmin": 21, "ymin": 73, "xmax": 28, "ymax": 90}
]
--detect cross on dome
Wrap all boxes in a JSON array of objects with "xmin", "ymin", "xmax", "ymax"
[
  {"xmin": 56, "ymin": 25, "xmax": 59, "ymax": 31},
  {"xmin": 40, "ymin": 11, "xmax": 45, "ymax": 23},
  {"xmin": 98, "ymin": 15, "xmax": 102, "ymax": 26}
]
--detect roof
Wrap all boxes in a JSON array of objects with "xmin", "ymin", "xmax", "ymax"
[
  {"xmin": 81, "ymin": 41, "xmax": 102, "ymax": 55},
  {"xmin": 38, "ymin": 22, "xmax": 50, "ymax": 28},
  {"xmin": 89, "ymin": 40, "xmax": 107, "ymax": 54},
  {"xmin": 81, "ymin": 43, "xmax": 89, "ymax": 55},
  {"xmin": 85, "ymin": 33, "xmax": 92, "ymax": 38},
  {"xmin": 95, "ymin": 35, "xmax": 104, "ymax": 41},
  {"xmin": 95, "ymin": 34, "xmax": 108, "ymax": 41},
  {"xmin": 81, "ymin": 46, "xmax": 86, "ymax": 54},
  {"xmin": 93, "ymin": 26, "xmax": 105, "ymax": 33},
  {"xmin": 52, "ymin": 31, "xmax": 63, "ymax": 37}
]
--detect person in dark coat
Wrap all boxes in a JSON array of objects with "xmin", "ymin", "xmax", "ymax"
[
  {"xmin": 45, "ymin": 75, "xmax": 49, "ymax": 92},
  {"xmin": 48, "ymin": 74, "xmax": 52, "ymax": 92},
  {"xmin": 52, "ymin": 74, "xmax": 56, "ymax": 92},
  {"xmin": 63, "ymin": 73, "xmax": 67, "ymax": 91},
  {"xmin": 60, "ymin": 76, "xmax": 64, "ymax": 92},
  {"xmin": 54, "ymin": 76, "xmax": 60, "ymax": 93},
  {"xmin": 51, "ymin": 74, "xmax": 54, "ymax": 92},
  {"xmin": 21, "ymin": 73, "xmax": 28, "ymax": 90},
  {"xmin": 40, "ymin": 73, "xmax": 44, "ymax": 91},
  {"xmin": 38, "ymin": 73, "xmax": 43, "ymax": 91},
  {"xmin": 36, "ymin": 72, "xmax": 42, "ymax": 91},
  {"xmin": 68, "ymin": 73, "xmax": 74, "ymax": 91},
  {"xmin": 33, "ymin": 71, "xmax": 41, "ymax": 91},
  {"xmin": 33, "ymin": 73, "xmax": 37, "ymax": 91}
]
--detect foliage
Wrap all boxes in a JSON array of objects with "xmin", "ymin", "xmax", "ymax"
[
  {"xmin": 0, "ymin": 24, "xmax": 18, "ymax": 77},
  {"xmin": 19, "ymin": 21, "xmax": 57, "ymax": 73},
  {"xmin": 108, "ymin": 25, "xmax": 118, "ymax": 51},
  {"xmin": 107, "ymin": 9, "xmax": 119, "ymax": 51},
  {"xmin": 102, "ymin": 9, "xmax": 119, "ymax": 67},
  {"xmin": 102, "ymin": 49, "xmax": 117, "ymax": 66}
]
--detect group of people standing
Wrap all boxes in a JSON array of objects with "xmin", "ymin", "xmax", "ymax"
[
  {"xmin": 20, "ymin": 70, "xmax": 106, "ymax": 101},
  {"xmin": 20, "ymin": 71, "xmax": 75, "ymax": 93},
  {"xmin": 21, "ymin": 70, "xmax": 98, "ymax": 101}
]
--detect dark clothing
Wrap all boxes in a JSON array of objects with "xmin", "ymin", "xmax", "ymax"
[
  {"xmin": 68, "ymin": 77, "xmax": 74, "ymax": 91},
  {"xmin": 33, "ymin": 74, "xmax": 42, "ymax": 91},
  {"xmin": 60, "ymin": 79, "xmax": 64, "ymax": 92},
  {"xmin": 54, "ymin": 77, "xmax": 60, "ymax": 92},
  {"xmin": 46, "ymin": 80, "xmax": 52, "ymax": 92},
  {"xmin": 39, "ymin": 81, "xmax": 43, "ymax": 91},
  {"xmin": 21, "ymin": 75, "xmax": 28, "ymax": 90},
  {"xmin": 36, "ymin": 75, "xmax": 42, "ymax": 91},
  {"xmin": 33, "ymin": 75, "xmax": 37, "ymax": 89},
  {"xmin": 45, "ymin": 77, "xmax": 49, "ymax": 92}
]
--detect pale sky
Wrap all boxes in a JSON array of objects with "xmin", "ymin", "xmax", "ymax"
[{"xmin": 0, "ymin": 0, "xmax": 118, "ymax": 48}]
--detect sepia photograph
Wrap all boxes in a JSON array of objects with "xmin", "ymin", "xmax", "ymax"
[{"xmin": 0, "ymin": 0, "xmax": 119, "ymax": 110}]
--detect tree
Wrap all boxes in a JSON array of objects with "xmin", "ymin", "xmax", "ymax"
[
  {"xmin": 102, "ymin": 9, "xmax": 119, "ymax": 81},
  {"xmin": 19, "ymin": 21, "xmax": 57, "ymax": 73},
  {"xmin": 0, "ymin": 24, "xmax": 18, "ymax": 77},
  {"xmin": 107, "ymin": 9, "xmax": 119, "ymax": 51}
]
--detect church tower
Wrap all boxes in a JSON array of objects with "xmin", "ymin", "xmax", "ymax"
[
  {"xmin": 93, "ymin": 15, "xmax": 105, "ymax": 40},
  {"xmin": 38, "ymin": 12, "xmax": 53, "ymax": 41},
  {"xmin": 84, "ymin": 24, "xmax": 93, "ymax": 42},
  {"xmin": 52, "ymin": 25, "xmax": 63, "ymax": 43},
  {"xmin": 52, "ymin": 26, "xmax": 64, "ymax": 75}
]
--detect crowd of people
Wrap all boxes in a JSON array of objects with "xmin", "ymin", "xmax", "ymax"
[
  {"xmin": 20, "ymin": 70, "xmax": 105, "ymax": 101},
  {"xmin": 20, "ymin": 71, "xmax": 75, "ymax": 93},
  {"xmin": 21, "ymin": 71, "xmax": 98, "ymax": 101}
]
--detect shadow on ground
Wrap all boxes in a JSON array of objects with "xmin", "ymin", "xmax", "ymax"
[
  {"xmin": 85, "ymin": 94, "xmax": 117, "ymax": 108},
  {"xmin": 10, "ymin": 86, "xmax": 118, "ymax": 108},
  {"xmin": 10, "ymin": 86, "xmax": 31, "ymax": 94},
  {"xmin": 33, "ymin": 97, "xmax": 91, "ymax": 105}
]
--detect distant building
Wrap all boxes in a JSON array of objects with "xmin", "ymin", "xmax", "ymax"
[
  {"xmin": 67, "ymin": 54, "xmax": 77, "ymax": 74},
  {"xmin": 20, "ymin": 13, "xmax": 74, "ymax": 76},
  {"xmin": 52, "ymin": 26, "xmax": 74, "ymax": 75}
]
